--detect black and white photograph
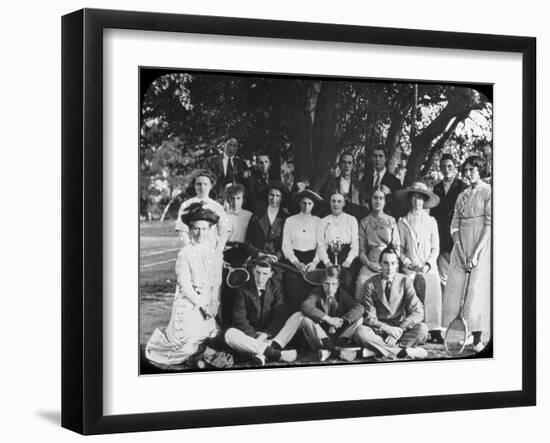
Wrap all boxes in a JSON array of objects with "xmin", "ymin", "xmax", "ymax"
[{"xmin": 138, "ymin": 69, "xmax": 493, "ymax": 374}]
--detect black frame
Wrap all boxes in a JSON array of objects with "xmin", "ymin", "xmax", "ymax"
[{"xmin": 62, "ymin": 8, "xmax": 536, "ymax": 435}]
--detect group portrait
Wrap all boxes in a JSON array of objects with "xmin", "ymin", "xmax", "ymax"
[{"xmin": 138, "ymin": 68, "xmax": 493, "ymax": 373}]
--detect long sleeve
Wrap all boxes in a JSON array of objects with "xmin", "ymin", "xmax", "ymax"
[
  {"xmin": 360, "ymin": 281, "xmax": 387, "ymax": 331},
  {"xmin": 282, "ymin": 217, "xmax": 298, "ymax": 264},
  {"xmin": 399, "ymin": 277, "xmax": 425, "ymax": 329},
  {"xmin": 340, "ymin": 290, "xmax": 364, "ymax": 323},
  {"xmin": 175, "ymin": 250, "xmax": 200, "ymax": 306},
  {"xmin": 390, "ymin": 219, "xmax": 400, "ymax": 253},
  {"xmin": 301, "ymin": 290, "xmax": 326, "ymax": 323},
  {"xmin": 316, "ymin": 218, "xmax": 330, "ymax": 265},
  {"xmin": 426, "ymin": 217, "xmax": 440, "ymax": 269},
  {"xmin": 450, "ymin": 192, "xmax": 464, "ymax": 235},
  {"xmin": 484, "ymin": 188, "xmax": 492, "ymax": 227},
  {"xmin": 245, "ymin": 216, "xmax": 262, "ymax": 258},
  {"xmin": 264, "ymin": 285, "xmax": 289, "ymax": 337},
  {"xmin": 358, "ymin": 218, "xmax": 369, "ymax": 265},
  {"xmin": 397, "ymin": 219, "xmax": 413, "ymax": 268},
  {"xmin": 232, "ymin": 290, "xmax": 257, "ymax": 337},
  {"xmin": 346, "ymin": 215, "xmax": 359, "ymax": 263}
]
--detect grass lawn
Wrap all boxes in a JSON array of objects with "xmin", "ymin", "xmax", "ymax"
[{"xmin": 139, "ymin": 221, "xmax": 491, "ymax": 374}]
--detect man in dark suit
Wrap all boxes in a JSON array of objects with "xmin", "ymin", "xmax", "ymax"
[
  {"xmin": 356, "ymin": 247, "xmax": 428, "ymax": 359},
  {"xmin": 244, "ymin": 152, "xmax": 275, "ymax": 212},
  {"xmin": 362, "ymin": 145, "xmax": 402, "ymax": 217},
  {"xmin": 431, "ymin": 153, "xmax": 468, "ymax": 292},
  {"xmin": 204, "ymin": 137, "xmax": 248, "ymax": 201},
  {"xmin": 319, "ymin": 152, "xmax": 368, "ymax": 220},
  {"xmin": 245, "ymin": 182, "xmax": 288, "ymax": 262},
  {"xmin": 224, "ymin": 261, "xmax": 303, "ymax": 365},
  {"xmin": 301, "ymin": 266, "xmax": 365, "ymax": 361}
]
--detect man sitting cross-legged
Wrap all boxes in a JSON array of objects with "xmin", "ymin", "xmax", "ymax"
[
  {"xmin": 224, "ymin": 260, "xmax": 303, "ymax": 366},
  {"xmin": 300, "ymin": 265, "xmax": 365, "ymax": 362},
  {"xmin": 356, "ymin": 246, "xmax": 429, "ymax": 359}
]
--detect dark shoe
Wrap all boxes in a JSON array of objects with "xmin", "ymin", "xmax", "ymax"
[
  {"xmin": 428, "ymin": 330, "xmax": 444, "ymax": 344},
  {"xmin": 263, "ymin": 345, "xmax": 282, "ymax": 361},
  {"xmin": 321, "ymin": 337, "xmax": 335, "ymax": 351}
]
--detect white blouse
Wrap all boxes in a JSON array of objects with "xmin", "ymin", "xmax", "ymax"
[
  {"xmin": 316, "ymin": 213, "xmax": 359, "ymax": 265},
  {"xmin": 226, "ymin": 209, "xmax": 253, "ymax": 243},
  {"xmin": 282, "ymin": 213, "xmax": 321, "ymax": 264}
]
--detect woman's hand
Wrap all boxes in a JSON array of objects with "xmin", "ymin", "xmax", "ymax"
[
  {"xmin": 342, "ymin": 259, "xmax": 352, "ymax": 269},
  {"xmin": 467, "ymin": 253, "xmax": 479, "ymax": 271},
  {"xmin": 294, "ymin": 261, "xmax": 307, "ymax": 273},
  {"xmin": 305, "ymin": 262, "xmax": 317, "ymax": 272}
]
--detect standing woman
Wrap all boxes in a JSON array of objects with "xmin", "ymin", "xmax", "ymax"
[
  {"xmin": 442, "ymin": 156, "xmax": 492, "ymax": 352},
  {"xmin": 175, "ymin": 169, "xmax": 229, "ymax": 249},
  {"xmin": 316, "ymin": 192, "xmax": 359, "ymax": 294},
  {"xmin": 282, "ymin": 189, "xmax": 323, "ymax": 312},
  {"xmin": 395, "ymin": 182, "xmax": 443, "ymax": 344},
  {"xmin": 355, "ymin": 185, "xmax": 400, "ymax": 300},
  {"xmin": 145, "ymin": 203, "xmax": 223, "ymax": 365}
]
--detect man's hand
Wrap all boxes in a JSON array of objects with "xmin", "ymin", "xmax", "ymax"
[
  {"xmin": 384, "ymin": 336, "xmax": 398, "ymax": 346},
  {"xmin": 325, "ymin": 317, "xmax": 344, "ymax": 329},
  {"xmin": 256, "ymin": 332, "xmax": 269, "ymax": 342},
  {"xmin": 383, "ymin": 325, "xmax": 403, "ymax": 340}
]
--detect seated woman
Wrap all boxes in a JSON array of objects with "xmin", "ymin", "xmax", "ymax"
[
  {"xmin": 300, "ymin": 266, "xmax": 365, "ymax": 362},
  {"xmin": 282, "ymin": 189, "xmax": 323, "ymax": 312},
  {"xmin": 355, "ymin": 185, "xmax": 400, "ymax": 300},
  {"xmin": 221, "ymin": 183, "xmax": 253, "ymax": 326},
  {"xmin": 145, "ymin": 203, "xmax": 223, "ymax": 365},
  {"xmin": 394, "ymin": 182, "xmax": 443, "ymax": 344},
  {"xmin": 316, "ymin": 192, "xmax": 359, "ymax": 294},
  {"xmin": 175, "ymin": 169, "xmax": 229, "ymax": 249},
  {"xmin": 245, "ymin": 182, "xmax": 288, "ymax": 262}
]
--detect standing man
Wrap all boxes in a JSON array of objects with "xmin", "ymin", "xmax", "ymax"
[
  {"xmin": 431, "ymin": 154, "xmax": 467, "ymax": 292},
  {"xmin": 363, "ymin": 145, "xmax": 402, "ymax": 217},
  {"xmin": 245, "ymin": 153, "xmax": 275, "ymax": 212},
  {"xmin": 224, "ymin": 260, "xmax": 303, "ymax": 366},
  {"xmin": 205, "ymin": 137, "xmax": 248, "ymax": 201},
  {"xmin": 356, "ymin": 247, "xmax": 428, "ymax": 359},
  {"xmin": 320, "ymin": 152, "xmax": 368, "ymax": 220}
]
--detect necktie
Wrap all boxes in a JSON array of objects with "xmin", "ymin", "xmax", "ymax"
[
  {"xmin": 226, "ymin": 158, "xmax": 234, "ymax": 182},
  {"xmin": 385, "ymin": 280, "xmax": 392, "ymax": 303},
  {"xmin": 374, "ymin": 172, "xmax": 380, "ymax": 188}
]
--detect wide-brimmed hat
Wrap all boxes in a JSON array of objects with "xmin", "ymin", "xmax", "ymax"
[
  {"xmin": 394, "ymin": 182, "xmax": 440, "ymax": 209},
  {"xmin": 180, "ymin": 202, "xmax": 220, "ymax": 226},
  {"xmin": 292, "ymin": 189, "xmax": 323, "ymax": 205}
]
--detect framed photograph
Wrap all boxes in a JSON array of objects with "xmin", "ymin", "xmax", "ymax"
[{"xmin": 62, "ymin": 8, "xmax": 536, "ymax": 435}]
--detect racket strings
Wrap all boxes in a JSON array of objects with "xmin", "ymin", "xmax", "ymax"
[{"xmin": 445, "ymin": 318, "xmax": 467, "ymax": 355}]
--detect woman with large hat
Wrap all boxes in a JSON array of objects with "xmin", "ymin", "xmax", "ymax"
[
  {"xmin": 145, "ymin": 202, "xmax": 223, "ymax": 365},
  {"xmin": 175, "ymin": 169, "xmax": 229, "ymax": 249},
  {"xmin": 281, "ymin": 189, "xmax": 324, "ymax": 312},
  {"xmin": 355, "ymin": 185, "xmax": 400, "ymax": 300},
  {"xmin": 442, "ymin": 156, "xmax": 492, "ymax": 353},
  {"xmin": 395, "ymin": 181, "xmax": 444, "ymax": 344}
]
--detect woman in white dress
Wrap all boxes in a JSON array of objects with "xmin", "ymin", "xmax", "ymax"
[
  {"xmin": 145, "ymin": 203, "xmax": 223, "ymax": 365},
  {"xmin": 442, "ymin": 156, "xmax": 492, "ymax": 352},
  {"xmin": 175, "ymin": 169, "xmax": 229, "ymax": 249},
  {"xmin": 316, "ymin": 192, "xmax": 359, "ymax": 295},
  {"xmin": 355, "ymin": 185, "xmax": 400, "ymax": 300},
  {"xmin": 282, "ymin": 189, "xmax": 323, "ymax": 312},
  {"xmin": 395, "ymin": 182, "xmax": 443, "ymax": 343}
]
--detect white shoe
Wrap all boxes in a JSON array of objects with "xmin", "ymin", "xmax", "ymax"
[
  {"xmin": 279, "ymin": 349, "xmax": 298, "ymax": 363},
  {"xmin": 339, "ymin": 349, "xmax": 357, "ymax": 362},
  {"xmin": 361, "ymin": 348, "xmax": 377, "ymax": 358},
  {"xmin": 252, "ymin": 353, "xmax": 266, "ymax": 366},
  {"xmin": 317, "ymin": 349, "xmax": 331, "ymax": 362},
  {"xmin": 403, "ymin": 347, "xmax": 428, "ymax": 359},
  {"xmin": 472, "ymin": 342, "xmax": 485, "ymax": 353}
]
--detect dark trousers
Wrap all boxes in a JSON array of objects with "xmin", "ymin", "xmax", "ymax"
[{"xmin": 282, "ymin": 249, "xmax": 316, "ymax": 313}]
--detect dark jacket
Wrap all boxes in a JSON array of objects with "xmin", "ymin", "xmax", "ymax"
[
  {"xmin": 301, "ymin": 287, "xmax": 364, "ymax": 325},
  {"xmin": 204, "ymin": 154, "xmax": 248, "ymax": 199},
  {"xmin": 232, "ymin": 278, "xmax": 289, "ymax": 338},
  {"xmin": 431, "ymin": 177, "xmax": 468, "ymax": 254},
  {"xmin": 319, "ymin": 176, "xmax": 369, "ymax": 220},
  {"xmin": 245, "ymin": 208, "xmax": 288, "ymax": 259},
  {"xmin": 362, "ymin": 170, "xmax": 402, "ymax": 217},
  {"xmin": 360, "ymin": 273, "xmax": 424, "ymax": 332},
  {"xmin": 244, "ymin": 171, "xmax": 272, "ymax": 212}
]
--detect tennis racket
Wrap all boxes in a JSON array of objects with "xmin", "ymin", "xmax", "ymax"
[
  {"xmin": 223, "ymin": 262, "xmax": 250, "ymax": 288},
  {"xmin": 444, "ymin": 270, "xmax": 472, "ymax": 355}
]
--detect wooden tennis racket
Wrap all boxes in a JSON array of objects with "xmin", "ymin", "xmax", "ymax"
[{"xmin": 444, "ymin": 270, "xmax": 472, "ymax": 355}]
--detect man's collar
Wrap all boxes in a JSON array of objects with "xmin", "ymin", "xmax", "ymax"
[{"xmin": 375, "ymin": 167, "xmax": 387, "ymax": 176}]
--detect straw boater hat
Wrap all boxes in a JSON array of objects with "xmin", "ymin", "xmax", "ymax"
[
  {"xmin": 394, "ymin": 181, "xmax": 440, "ymax": 209},
  {"xmin": 180, "ymin": 202, "xmax": 220, "ymax": 227},
  {"xmin": 292, "ymin": 189, "xmax": 324, "ymax": 205}
]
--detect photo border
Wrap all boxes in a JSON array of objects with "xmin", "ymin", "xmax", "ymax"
[{"xmin": 61, "ymin": 8, "xmax": 536, "ymax": 434}]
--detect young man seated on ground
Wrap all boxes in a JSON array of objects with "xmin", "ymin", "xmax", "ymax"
[
  {"xmin": 300, "ymin": 265, "xmax": 365, "ymax": 362},
  {"xmin": 356, "ymin": 246, "xmax": 429, "ymax": 359},
  {"xmin": 224, "ymin": 260, "xmax": 303, "ymax": 366}
]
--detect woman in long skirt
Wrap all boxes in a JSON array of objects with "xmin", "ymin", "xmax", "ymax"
[
  {"xmin": 355, "ymin": 185, "xmax": 400, "ymax": 300},
  {"xmin": 442, "ymin": 156, "xmax": 492, "ymax": 352},
  {"xmin": 146, "ymin": 203, "xmax": 223, "ymax": 365},
  {"xmin": 395, "ymin": 182, "xmax": 443, "ymax": 344},
  {"xmin": 282, "ymin": 189, "xmax": 323, "ymax": 312}
]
